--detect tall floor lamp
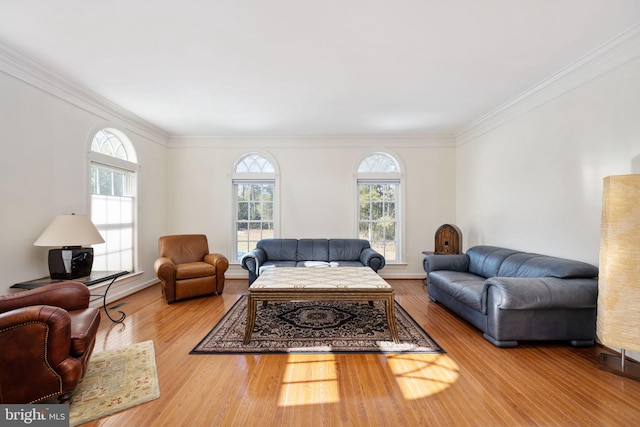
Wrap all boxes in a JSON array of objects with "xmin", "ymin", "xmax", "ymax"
[{"xmin": 597, "ymin": 174, "xmax": 640, "ymax": 380}]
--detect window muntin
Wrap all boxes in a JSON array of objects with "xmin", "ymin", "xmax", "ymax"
[
  {"xmin": 233, "ymin": 154, "xmax": 277, "ymax": 261},
  {"xmin": 357, "ymin": 153, "xmax": 401, "ymax": 262},
  {"xmin": 236, "ymin": 153, "xmax": 275, "ymax": 173},
  {"xmin": 358, "ymin": 152, "xmax": 399, "ymax": 173},
  {"xmin": 91, "ymin": 130, "xmax": 129, "ymax": 160},
  {"xmin": 89, "ymin": 129, "xmax": 137, "ymax": 272}
]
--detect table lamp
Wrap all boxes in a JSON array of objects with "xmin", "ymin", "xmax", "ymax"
[{"xmin": 33, "ymin": 213, "xmax": 105, "ymax": 279}]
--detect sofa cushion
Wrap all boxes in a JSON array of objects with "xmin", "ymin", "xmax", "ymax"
[
  {"xmin": 328, "ymin": 239, "xmax": 370, "ymax": 262},
  {"xmin": 496, "ymin": 253, "xmax": 598, "ymax": 279},
  {"xmin": 467, "ymin": 246, "xmax": 521, "ymax": 278},
  {"xmin": 259, "ymin": 261, "xmax": 296, "ymax": 275},
  {"xmin": 297, "ymin": 239, "xmax": 329, "ymax": 262},
  {"xmin": 328, "ymin": 260, "xmax": 365, "ymax": 268},
  {"xmin": 428, "ymin": 271, "xmax": 486, "ymax": 312},
  {"xmin": 257, "ymin": 239, "xmax": 298, "ymax": 261},
  {"xmin": 68, "ymin": 308, "xmax": 100, "ymax": 358}
]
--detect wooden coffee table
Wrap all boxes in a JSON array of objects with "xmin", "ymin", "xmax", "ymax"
[{"xmin": 243, "ymin": 267, "xmax": 399, "ymax": 344}]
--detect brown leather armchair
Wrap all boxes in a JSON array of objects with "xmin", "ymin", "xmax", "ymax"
[
  {"xmin": 0, "ymin": 281, "xmax": 100, "ymax": 404},
  {"xmin": 154, "ymin": 234, "xmax": 229, "ymax": 304}
]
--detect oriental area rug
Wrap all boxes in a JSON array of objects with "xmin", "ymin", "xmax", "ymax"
[
  {"xmin": 191, "ymin": 296, "xmax": 444, "ymax": 355},
  {"xmin": 66, "ymin": 340, "xmax": 160, "ymax": 426}
]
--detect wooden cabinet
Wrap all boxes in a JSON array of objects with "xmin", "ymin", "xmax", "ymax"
[{"xmin": 434, "ymin": 224, "xmax": 462, "ymax": 254}]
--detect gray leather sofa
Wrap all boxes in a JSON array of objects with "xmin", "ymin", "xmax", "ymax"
[
  {"xmin": 241, "ymin": 238, "xmax": 385, "ymax": 285},
  {"xmin": 423, "ymin": 245, "xmax": 598, "ymax": 347}
]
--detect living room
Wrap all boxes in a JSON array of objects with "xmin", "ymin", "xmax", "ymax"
[{"xmin": 1, "ymin": 2, "xmax": 640, "ymax": 425}]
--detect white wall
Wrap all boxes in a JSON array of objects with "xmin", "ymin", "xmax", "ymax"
[
  {"xmin": 0, "ymin": 64, "xmax": 168, "ymax": 299},
  {"xmin": 456, "ymin": 56, "xmax": 640, "ymax": 266},
  {"xmin": 456, "ymin": 54, "xmax": 640, "ymax": 361},
  {"xmin": 165, "ymin": 137, "xmax": 457, "ymax": 278}
]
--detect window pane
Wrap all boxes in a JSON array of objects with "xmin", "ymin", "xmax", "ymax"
[
  {"xmin": 91, "ymin": 171, "xmax": 135, "ymax": 272},
  {"xmin": 357, "ymin": 157, "xmax": 399, "ymax": 262},
  {"xmin": 358, "ymin": 153, "xmax": 399, "ymax": 173},
  {"xmin": 234, "ymin": 181, "xmax": 275, "ymax": 260},
  {"xmin": 91, "ymin": 130, "xmax": 128, "ymax": 161},
  {"xmin": 237, "ymin": 201, "xmax": 248, "ymax": 220},
  {"xmin": 235, "ymin": 154, "xmax": 274, "ymax": 173}
]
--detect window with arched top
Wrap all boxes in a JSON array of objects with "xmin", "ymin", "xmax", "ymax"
[
  {"xmin": 91, "ymin": 129, "xmax": 129, "ymax": 160},
  {"xmin": 89, "ymin": 128, "xmax": 138, "ymax": 272},
  {"xmin": 356, "ymin": 152, "xmax": 402, "ymax": 262},
  {"xmin": 233, "ymin": 153, "xmax": 278, "ymax": 260}
]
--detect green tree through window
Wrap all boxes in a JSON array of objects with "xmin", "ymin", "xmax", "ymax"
[{"xmin": 357, "ymin": 153, "xmax": 401, "ymax": 262}]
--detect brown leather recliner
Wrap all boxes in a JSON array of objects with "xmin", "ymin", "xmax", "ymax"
[
  {"xmin": 0, "ymin": 281, "xmax": 100, "ymax": 404},
  {"xmin": 154, "ymin": 234, "xmax": 229, "ymax": 304}
]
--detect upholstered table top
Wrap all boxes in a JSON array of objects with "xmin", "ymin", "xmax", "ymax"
[{"xmin": 248, "ymin": 267, "xmax": 391, "ymax": 290}]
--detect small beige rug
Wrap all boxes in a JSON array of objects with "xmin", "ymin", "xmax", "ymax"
[{"xmin": 69, "ymin": 340, "xmax": 160, "ymax": 426}]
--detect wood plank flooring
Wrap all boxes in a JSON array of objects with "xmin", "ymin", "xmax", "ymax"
[{"xmin": 84, "ymin": 278, "xmax": 640, "ymax": 426}]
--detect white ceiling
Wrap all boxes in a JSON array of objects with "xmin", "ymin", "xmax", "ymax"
[{"xmin": 1, "ymin": 1, "xmax": 640, "ymax": 137}]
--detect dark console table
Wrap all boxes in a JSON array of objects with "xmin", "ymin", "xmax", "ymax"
[{"xmin": 12, "ymin": 271, "xmax": 129, "ymax": 323}]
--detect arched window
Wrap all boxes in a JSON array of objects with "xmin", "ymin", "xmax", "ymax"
[
  {"xmin": 357, "ymin": 152, "xmax": 402, "ymax": 262},
  {"xmin": 233, "ymin": 153, "xmax": 278, "ymax": 260},
  {"xmin": 89, "ymin": 128, "xmax": 138, "ymax": 272}
]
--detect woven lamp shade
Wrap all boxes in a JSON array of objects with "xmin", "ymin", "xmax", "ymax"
[{"xmin": 597, "ymin": 174, "xmax": 640, "ymax": 353}]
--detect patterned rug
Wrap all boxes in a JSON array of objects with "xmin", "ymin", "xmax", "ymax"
[
  {"xmin": 191, "ymin": 296, "xmax": 444, "ymax": 354},
  {"xmin": 67, "ymin": 340, "xmax": 160, "ymax": 426}
]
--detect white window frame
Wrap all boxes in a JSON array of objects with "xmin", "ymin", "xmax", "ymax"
[
  {"xmin": 232, "ymin": 153, "xmax": 279, "ymax": 261},
  {"xmin": 356, "ymin": 152, "xmax": 404, "ymax": 263},
  {"xmin": 88, "ymin": 128, "xmax": 139, "ymax": 273}
]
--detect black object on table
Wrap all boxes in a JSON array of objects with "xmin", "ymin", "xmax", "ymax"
[{"xmin": 12, "ymin": 271, "xmax": 129, "ymax": 323}]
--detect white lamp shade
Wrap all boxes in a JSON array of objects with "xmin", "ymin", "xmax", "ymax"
[
  {"xmin": 34, "ymin": 214, "xmax": 105, "ymax": 247},
  {"xmin": 597, "ymin": 174, "xmax": 640, "ymax": 354}
]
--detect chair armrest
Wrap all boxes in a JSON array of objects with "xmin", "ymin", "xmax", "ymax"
[
  {"xmin": 0, "ymin": 282, "xmax": 90, "ymax": 314},
  {"xmin": 482, "ymin": 277, "xmax": 598, "ymax": 312},
  {"xmin": 0, "ymin": 305, "xmax": 84, "ymax": 402},
  {"xmin": 204, "ymin": 253, "xmax": 229, "ymax": 273},
  {"xmin": 154, "ymin": 257, "xmax": 176, "ymax": 280},
  {"xmin": 360, "ymin": 248, "xmax": 385, "ymax": 271},
  {"xmin": 423, "ymin": 254, "xmax": 469, "ymax": 274},
  {"xmin": 0, "ymin": 305, "xmax": 73, "ymax": 366}
]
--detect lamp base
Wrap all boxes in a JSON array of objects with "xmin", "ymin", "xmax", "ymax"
[
  {"xmin": 48, "ymin": 247, "xmax": 94, "ymax": 280},
  {"xmin": 598, "ymin": 352, "xmax": 640, "ymax": 382}
]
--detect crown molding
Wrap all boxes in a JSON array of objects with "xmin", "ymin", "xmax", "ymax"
[
  {"xmin": 456, "ymin": 23, "xmax": 640, "ymax": 146},
  {"xmin": 0, "ymin": 41, "xmax": 168, "ymax": 144},
  {"xmin": 167, "ymin": 133, "xmax": 456, "ymax": 149}
]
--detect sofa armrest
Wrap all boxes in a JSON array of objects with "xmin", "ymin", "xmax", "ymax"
[
  {"xmin": 0, "ymin": 282, "xmax": 90, "ymax": 314},
  {"xmin": 360, "ymin": 248, "xmax": 385, "ymax": 271},
  {"xmin": 482, "ymin": 277, "xmax": 598, "ymax": 312},
  {"xmin": 204, "ymin": 253, "xmax": 229, "ymax": 274},
  {"xmin": 241, "ymin": 248, "xmax": 267, "ymax": 273},
  {"xmin": 423, "ymin": 254, "xmax": 469, "ymax": 274}
]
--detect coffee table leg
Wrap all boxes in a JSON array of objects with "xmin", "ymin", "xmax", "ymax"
[
  {"xmin": 385, "ymin": 296, "xmax": 400, "ymax": 343},
  {"xmin": 243, "ymin": 295, "xmax": 258, "ymax": 344}
]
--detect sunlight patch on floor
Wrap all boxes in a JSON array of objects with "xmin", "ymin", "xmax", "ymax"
[
  {"xmin": 277, "ymin": 353, "xmax": 458, "ymax": 406},
  {"xmin": 278, "ymin": 355, "xmax": 340, "ymax": 406},
  {"xmin": 386, "ymin": 353, "xmax": 459, "ymax": 400}
]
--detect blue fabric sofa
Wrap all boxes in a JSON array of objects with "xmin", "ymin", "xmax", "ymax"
[
  {"xmin": 423, "ymin": 245, "xmax": 599, "ymax": 347},
  {"xmin": 241, "ymin": 238, "xmax": 385, "ymax": 285}
]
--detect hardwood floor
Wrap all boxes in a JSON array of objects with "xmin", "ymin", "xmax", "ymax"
[{"xmin": 85, "ymin": 278, "xmax": 640, "ymax": 426}]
